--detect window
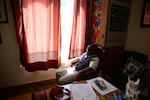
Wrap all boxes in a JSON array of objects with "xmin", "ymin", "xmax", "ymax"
[{"xmin": 12, "ymin": 0, "xmax": 88, "ymax": 71}]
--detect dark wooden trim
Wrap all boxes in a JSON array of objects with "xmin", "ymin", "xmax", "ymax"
[
  {"xmin": 116, "ymin": 0, "xmax": 131, "ymax": 4},
  {"xmin": 102, "ymin": 46, "xmax": 125, "ymax": 76},
  {"xmin": 0, "ymin": 79, "xmax": 57, "ymax": 99}
]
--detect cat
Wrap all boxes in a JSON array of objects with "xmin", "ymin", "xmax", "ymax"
[{"xmin": 125, "ymin": 76, "xmax": 141, "ymax": 100}]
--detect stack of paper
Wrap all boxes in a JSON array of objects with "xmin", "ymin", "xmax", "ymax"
[
  {"xmin": 87, "ymin": 77, "xmax": 117, "ymax": 95},
  {"xmin": 70, "ymin": 83, "xmax": 99, "ymax": 100}
]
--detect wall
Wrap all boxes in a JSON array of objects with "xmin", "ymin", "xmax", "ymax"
[
  {"xmin": 125, "ymin": 0, "xmax": 150, "ymax": 89},
  {"xmin": 0, "ymin": 0, "xmax": 56, "ymax": 88},
  {"xmin": 125, "ymin": 0, "xmax": 150, "ymax": 60},
  {"xmin": 1, "ymin": 0, "xmax": 150, "ymax": 89}
]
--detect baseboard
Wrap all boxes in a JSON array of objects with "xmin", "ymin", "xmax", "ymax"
[{"xmin": 0, "ymin": 79, "xmax": 57, "ymax": 99}]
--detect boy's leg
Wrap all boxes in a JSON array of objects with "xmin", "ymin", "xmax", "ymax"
[
  {"xmin": 58, "ymin": 71, "xmax": 78, "ymax": 85},
  {"xmin": 56, "ymin": 69, "xmax": 67, "ymax": 80},
  {"xmin": 56, "ymin": 66, "xmax": 75, "ymax": 80}
]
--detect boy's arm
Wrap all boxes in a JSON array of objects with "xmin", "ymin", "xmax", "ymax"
[
  {"xmin": 67, "ymin": 52, "xmax": 87, "ymax": 66},
  {"xmin": 66, "ymin": 57, "xmax": 80, "ymax": 67},
  {"xmin": 76, "ymin": 57, "xmax": 100, "ymax": 80}
]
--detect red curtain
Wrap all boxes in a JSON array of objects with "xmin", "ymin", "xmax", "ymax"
[
  {"xmin": 12, "ymin": 0, "xmax": 91, "ymax": 72},
  {"xmin": 11, "ymin": 0, "xmax": 27, "ymax": 67},
  {"xmin": 12, "ymin": 0, "xmax": 61, "ymax": 72},
  {"xmin": 69, "ymin": 0, "xmax": 87, "ymax": 58}
]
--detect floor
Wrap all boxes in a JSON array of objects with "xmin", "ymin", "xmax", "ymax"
[
  {"xmin": 2, "ymin": 65, "xmax": 150, "ymax": 100},
  {"xmin": 0, "ymin": 79, "xmax": 57, "ymax": 100},
  {"xmin": 102, "ymin": 62, "xmax": 150, "ymax": 100}
]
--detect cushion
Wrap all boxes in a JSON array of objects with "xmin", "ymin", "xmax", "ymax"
[
  {"xmin": 123, "ymin": 56, "xmax": 145, "ymax": 79},
  {"xmin": 32, "ymin": 90, "xmax": 47, "ymax": 100}
]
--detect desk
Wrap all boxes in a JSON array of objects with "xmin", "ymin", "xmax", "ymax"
[
  {"xmin": 46, "ymin": 77, "xmax": 123, "ymax": 100},
  {"xmin": 6, "ymin": 77, "xmax": 123, "ymax": 100}
]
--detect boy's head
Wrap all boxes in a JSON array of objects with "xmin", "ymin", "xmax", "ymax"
[{"xmin": 86, "ymin": 44, "xmax": 104, "ymax": 57}]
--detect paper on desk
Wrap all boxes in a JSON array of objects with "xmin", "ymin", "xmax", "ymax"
[
  {"xmin": 87, "ymin": 77, "xmax": 117, "ymax": 95},
  {"xmin": 70, "ymin": 83, "xmax": 99, "ymax": 100}
]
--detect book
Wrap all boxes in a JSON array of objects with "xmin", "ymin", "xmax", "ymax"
[
  {"xmin": 70, "ymin": 83, "xmax": 99, "ymax": 100},
  {"xmin": 87, "ymin": 77, "xmax": 117, "ymax": 95}
]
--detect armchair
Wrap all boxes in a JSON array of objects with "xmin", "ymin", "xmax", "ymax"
[
  {"xmin": 75, "ymin": 45, "xmax": 106, "ymax": 80},
  {"xmin": 56, "ymin": 44, "xmax": 105, "ymax": 85}
]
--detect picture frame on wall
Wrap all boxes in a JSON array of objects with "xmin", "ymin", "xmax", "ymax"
[
  {"xmin": 141, "ymin": 0, "xmax": 150, "ymax": 27},
  {"xmin": 0, "ymin": 0, "xmax": 8, "ymax": 23},
  {"xmin": 109, "ymin": 5, "xmax": 129, "ymax": 32}
]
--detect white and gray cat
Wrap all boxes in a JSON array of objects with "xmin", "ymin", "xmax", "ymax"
[{"xmin": 125, "ymin": 77, "xmax": 141, "ymax": 100}]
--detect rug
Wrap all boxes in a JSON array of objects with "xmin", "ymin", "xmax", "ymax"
[{"xmin": 32, "ymin": 90, "xmax": 47, "ymax": 100}]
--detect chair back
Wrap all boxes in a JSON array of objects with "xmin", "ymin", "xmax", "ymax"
[{"xmin": 94, "ymin": 46, "xmax": 106, "ymax": 76}]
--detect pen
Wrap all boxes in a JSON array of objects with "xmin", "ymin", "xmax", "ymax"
[{"xmin": 113, "ymin": 93, "xmax": 117, "ymax": 100}]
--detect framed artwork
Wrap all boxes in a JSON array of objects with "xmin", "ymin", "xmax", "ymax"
[
  {"xmin": 141, "ymin": 0, "xmax": 150, "ymax": 27},
  {"xmin": 0, "ymin": 0, "xmax": 8, "ymax": 23},
  {"xmin": 109, "ymin": 5, "xmax": 129, "ymax": 31},
  {"xmin": 124, "ymin": 62, "xmax": 140, "ymax": 77}
]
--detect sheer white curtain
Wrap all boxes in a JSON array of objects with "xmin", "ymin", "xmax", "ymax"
[{"xmin": 60, "ymin": 0, "xmax": 74, "ymax": 63}]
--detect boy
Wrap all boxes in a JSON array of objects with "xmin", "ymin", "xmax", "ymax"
[{"xmin": 56, "ymin": 44, "xmax": 105, "ymax": 85}]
